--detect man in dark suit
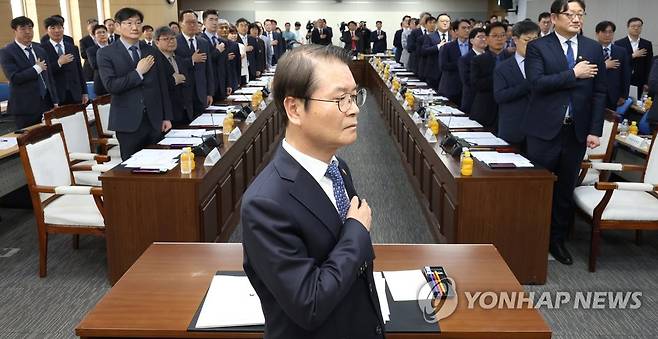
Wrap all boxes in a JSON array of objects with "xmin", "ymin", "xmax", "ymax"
[
  {"xmin": 420, "ymin": 16, "xmax": 440, "ymax": 89},
  {"xmin": 494, "ymin": 20, "xmax": 539, "ymax": 147},
  {"xmin": 356, "ymin": 21, "xmax": 371, "ymax": 54},
  {"xmin": 40, "ymin": 15, "xmax": 74, "ymax": 45},
  {"xmin": 176, "ymin": 10, "xmax": 215, "ymax": 116},
  {"xmin": 141, "ymin": 25, "xmax": 154, "ymax": 46},
  {"xmin": 595, "ymin": 21, "xmax": 631, "ymax": 110},
  {"xmin": 406, "ymin": 12, "xmax": 429, "ymax": 74},
  {"xmin": 80, "ymin": 18, "xmax": 98, "ymax": 82},
  {"xmin": 219, "ymin": 20, "xmax": 240, "ymax": 91},
  {"xmin": 269, "ymin": 19, "xmax": 286, "ymax": 63},
  {"xmin": 311, "ymin": 19, "xmax": 332, "ymax": 45},
  {"xmin": 458, "ymin": 27, "xmax": 486, "ymax": 114},
  {"xmin": 614, "ymin": 17, "xmax": 651, "ymax": 98},
  {"xmin": 470, "ymin": 22, "xmax": 511, "ymax": 129},
  {"xmin": 42, "ymin": 16, "xmax": 88, "ymax": 106},
  {"xmin": 86, "ymin": 24, "xmax": 109, "ymax": 96},
  {"xmin": 647, "ymin": 57, "xmax": 658, "ymax": 127},
  {"xmin": 154, "ymin": 26, "xmax": 194, "ymax": 126},
  {"xmin": 236, "ymin": 17, "xmax": 258, "ymax": 82},
  {"xmin": 439, "ymin": 19, "xmax": 471, "ymax": 105},
  {"xmin": 97, "ymin": 8, "xmax": 172, "ymax": 160},
  {"xmin": 200, "ymin": 10, "xmax": 232, "ymax": 102},
  {"xmin": 341, "ymin": 21, "xmax": 358, "ymax": 55},
  {"xmin": 104, "ymin": 18, "xmax": 120, "ymax": 44},
  {"xmin": 242, "ymin": 43, "xmax": 384, "ymax": 339},
  {"xmin": 1, "ymin": 16, "xmax": 59, "ymax": 129},
  {"xmin": 393, "ymin": 18, "xmax": 406, "ymax": 63},
  {"xmin": 523, "ymin": 0, "xmax": 607, "ymax": 265},
  {"xmin": 371, "ymin": 20, "xmax": 387, "ymax": 54}
]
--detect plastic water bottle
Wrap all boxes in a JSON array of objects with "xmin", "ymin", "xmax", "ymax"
[{"xmin": 619, "ymin": 119, "xmax": 629, "ymax": 136}]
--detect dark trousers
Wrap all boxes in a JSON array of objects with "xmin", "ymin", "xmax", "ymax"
[
  {"xmin": 525, "ymin": 124, "xmax": 586, "ymax": 244},
  {"xmin": 115, "ymin": 112, "xmax": 162, "ymax": 160},
  {"xmin": 448, "ymin": 94, "xmax": 462, "ymax": 108},
  {"xmin": 59, "ymin": 91, "xmax": 80, "ymax": 106},
  {"xmin": 395, "ymin": 48, "xmax": 402, "ymax": 63},
  {"xmin": 14, "ymin": 93, "xmax": 54, "ymax": 129},
  {"xmin": 240, "ymin": 75, "xmax": 247, "ymax": 86}
]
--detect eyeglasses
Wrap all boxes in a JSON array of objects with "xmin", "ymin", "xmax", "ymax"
[
  {"xmin": 305, "ymin": 88, "xmax": 367, "ymax": 113},
  {"xmin": 489, "ymin": 34, "xmax": 506, "ymax": 39},
  {"xmin": 158, "ymin": 36, "xmax": 176, "ymax": 41},
  {"xmin": 121, "ymin": 21, "xmax": 142, "ymax": 27},
  {"xmin": 559, "ymin": 12, "xmax": 586, "ymax": 20}
]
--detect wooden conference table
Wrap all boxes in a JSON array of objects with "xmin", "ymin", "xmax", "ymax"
[
  {"xmin": 351, "ymin": 60, "xmax": 555, "ymax": 284},
  {"xmin": 76, "ymin": 243, "xmax": 552, "ymax": 339}
]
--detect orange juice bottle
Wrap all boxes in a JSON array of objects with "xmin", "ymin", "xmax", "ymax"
[
  {"xmin": 180, "ymin": 147, "xmax": 192, "ymax": 174},
  {"xmin": 460, "ymin": 150, "xmax": 473, "ymax": 176},
  {"xmin": 223, "ymin": 112, "xmax": 234, "ymax": 135},
  {"xmin": 629, "ymin": 121, "xmax": 639, "ymax": 135}
]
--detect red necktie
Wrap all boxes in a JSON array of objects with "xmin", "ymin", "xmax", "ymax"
[{"xmin": 351, "ymin": 31, "xmax": 356, "ymax": 50}]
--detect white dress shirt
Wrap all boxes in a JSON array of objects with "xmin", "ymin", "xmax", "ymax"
[
  {"xmin": 628, "ymin": 35, "xmax": 639, "ymax": 53},
  {"xmin": 15, "ymin": 40, "xmax": 43, "ymax": 74},
  {"xmin": 282, "ymin": 139, "xmax": 346, "ymax": 213},
  {"xmin": 515, "ymin": 52, "xmax": 526, "ymax": 78},
  {"xmin": 555, "ymin": 32, "xmax": 579, "ymax": 118}
]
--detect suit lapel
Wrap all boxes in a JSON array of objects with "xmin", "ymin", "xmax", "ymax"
[
  {"xmin": 274, "ymin": 147, "xmax": 342, "ymax": 239},
  {"xmin": 548, "ymin": 33, "xmax": 569, "ymax": 69}
]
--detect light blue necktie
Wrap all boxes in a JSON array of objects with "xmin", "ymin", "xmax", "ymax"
[
  {"xmin": 325, "ymin": 161, "xmax": 349, "ymax": 222},
  {"xmin": 56, "ymin": 43, "xmax": 63, "ymax": 56}
]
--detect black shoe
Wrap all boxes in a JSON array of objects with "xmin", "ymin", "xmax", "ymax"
[{"xmin": 549, "ymin": 242, "xmax": 573, "ymax": 265}]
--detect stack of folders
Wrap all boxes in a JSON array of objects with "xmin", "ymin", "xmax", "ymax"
[{"xmin": 122, "ymin": 149, "xmax": 183, "ymax": 173}]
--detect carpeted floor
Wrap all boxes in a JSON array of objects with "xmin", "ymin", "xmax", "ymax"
[{"xmin": 1, "ymin": 96, "xmax": 657, "ymax": 338}]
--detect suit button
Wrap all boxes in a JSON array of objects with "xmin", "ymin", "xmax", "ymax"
[
  {"xmin": 369, "ymin": 282, "xmax": 373, "ymax": 293},
  {"xmin": 375, "ymin": 325, "xmax": 382, "ymax": 335}
]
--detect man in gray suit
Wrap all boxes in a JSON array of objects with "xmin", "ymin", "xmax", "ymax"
[{"xmin": 98, "ymin": 7, "xmax": 172, "ymax": 160}]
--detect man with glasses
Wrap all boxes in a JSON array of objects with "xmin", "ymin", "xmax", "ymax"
[
  {"xmin": 615, "ymin": 17, "xmax": 653, "ymax": 98},
  {"xmin": 439, "ymin": 19, "xmax": 471, "ymax": 104},
  {"xmin": 86, "ymin": 24, "xmax": 109, "ymax": 96},
  {"xmin": 97, "ymin": 7, "xmax": 172, "ymax": 160},
  {"xmin": 538, "ymin": 12, "xmax": 552, "ymax": 37},
  {"xmin": 241, "ymin": 44, "xmax": 383, "ymax": 339},
  {"xmin": 494, "ymin": 19, "xmax": 540, "ymax": 149},
  {"xmin": 470, "ymin": 21, "xmax": 511, "ymax": 129},
  {"xmin": 200, "ymin": 9, "xmax": 232, "ymax": 102},
  {"xmin": 458, "ymin": 27, "xmax": 487, "ymax": 114},
  {"xmin": 523, "ymin": 0, "xmax": 606, "ymax": 265},
  {"xmin": 596, "ymin": 21, "xmax": 630, "ymax": 111}
]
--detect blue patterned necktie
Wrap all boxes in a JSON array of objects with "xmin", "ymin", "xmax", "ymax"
[
  {"xmin": 129, "ymin": 45, "xmax": 140, "ymax": 67},
  {"xmin": 565, "ymin": 40, "xmax": 575, "ymax": 117},
  {"xmin": 603, "ymin": 47, "xmax": 610, "ymax": 60},
  {"xmin": 56, "ymin": 43, "xmax": 63, "ymax": 56},
  {"xmin": 25, "ymin": 47, "xmax": 46, "ymax": 98},
  {"xmin": 325, "ymin": 160, "xmax": 349, "ymax": 222}
]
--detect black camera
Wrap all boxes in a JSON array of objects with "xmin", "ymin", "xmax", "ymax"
[{"xmin": 306, "ymin": 20, "xmax": 314, "ymax": 32}]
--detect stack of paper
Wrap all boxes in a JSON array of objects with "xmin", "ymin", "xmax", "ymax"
[
  {"xmin": 206, "ymin": 105, "xmax": 238, "ymax": 112},
  {"xmin": 470, "ymin": 151, "xmax": 534, "ymax": 167},
  {"xmin": 234, "ymin": 87, "xmax": 262, "ymax": 95},
  {"xmin": 451, "ymin": 132, "xmax": 509, "ymax": 146},
  {"xmin": 226, "ymin": 95, "xmax": 252, "ymax": 102},
  {"xmin": 383, "ymin": 270, "xmax": 433, "ymax": 302},
  {"xmin": 246, "ymin": 80, "xmax": 268, "ymax": 87},
  {"xmin": 412, "ymin": 88, "xmax": 437, "ymax": 96},
  {"xmin": 406, "ymin": 81, "xmax": 428, "ymax": 87},
  {"xmin": 427, "ymin": 105, "xmax": 465, "ymax": 116},
  {"xmin": 157, "ymin": 137, "xmax": 203, "ymax": 147},
  {"xmin": 437, "ymin": 116, "xmax": 483, "ymax": 129},
  {"xmin": 195, "ymin": 275, "xmax": 265, "ymax": 328},
  {"xmin": 122, "ymin": 149, "xmax": 183, "ymax": 171},
  {"xmin": 0, "ymin": 137, "xmax": 17, "ymax": 150},
  {"xmin": 373, "ymin": 272, "xmax": 390, "ymax": 322},
  {"xmin": 189, "ymin": 114, "xmax": 227, "ymax": 127},
  {"xmin": 165, "ymin": 129, "xmax": 207, "ymax": 138}
]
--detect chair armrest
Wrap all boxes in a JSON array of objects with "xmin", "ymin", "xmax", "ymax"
[
  {"xmin": 33, "ymin": 185, "xmax": 102, "ymax": 196},
  {"xmin": 595, "ymin": 182, "xmax": 658, "ymax": 192},
  {"xmin": 92, "ymin": 137, "xmax": 119, "ymax": 146},
  {"xmin": 71, "ymin": 163, "xmax": 115, "ymax": 172},
  {"xmin": 69, "ymin": 152, "xmax": 97, "ymax": 161},
  {"xmin": 584, "ymin": 154, "xmax": 605, "ymax": 161},
  {"xmin": 582, "ymin": 162, "xmax": 646, "ymax": 172}
]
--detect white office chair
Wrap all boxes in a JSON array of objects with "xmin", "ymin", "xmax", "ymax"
[
  {"xmin": 17, "ymin": 124, "xmax": 106, "ymax": 277},
  {"xmin": 573, "ymin": 130, "xmax": 658, "ymax": 272},
  {"xmin": 44, "ymin": 104, "xmax": 119, "ymax": 186},
  {"xmin": 578, "ymin": 115, "xmax": 618, "ymax": 186},
  {"xmin": 91, "ymin": 95, "xmax": 121, "ymax": 159}
]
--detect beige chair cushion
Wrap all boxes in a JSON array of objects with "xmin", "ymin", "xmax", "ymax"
[
  {"xmin": 26, "ymin": 134, "xmax": 72, "ymax": 201},
  {"xmin": 43, "ymin": 194, "xmax": 104, "ymax": 227},
  {"xmin": 645, "ymin": 140, "xmax": 658, "ymax": 185},
  {"xmin": 580, "ymin": 169, "xmax": 600, "ymax": 186},
  {"xmin": 52, "ymin": 112, "xmax": 91, "ymax": 154},
  {"xmin": 574, "ymin": 186, "xmax": 658, "ymax": 221},
  {"xmin": 73, "ymin": 171, "xmax": 101, "ymax": 186},
  {"xmin": 97, "ymin": 103, "xmax": 115, "ymax": 136}
]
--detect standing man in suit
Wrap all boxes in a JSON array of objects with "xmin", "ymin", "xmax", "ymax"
[
  {"xmin": 356, "ymin": 21, "xmax": 371, "ymax": 54},
  {"xmin": 42, "ymin": 16, "xmax": 88, "ymax": 106},
  {"xmin": 87, "ymin": 24, "xmax": 109, "ymax": 96},
  {"xmin": 104, "ymin": 18, "xmax": 120, "ymax": 44},
  {"xmin": 494, "ymin": 20, "xmax": 539, "ymax": 148},
  {"xmin": 371, "ymin": 21, "xmax": 387, "ymax": 54},
  {"xmin": 200, "ymin": 10, "xmax": 232, "ymax": 102},
  {"xmin": 470, "ymin": 22, "xmax": 511, "ymax": 130},
  {"xmin": 242, "ymin": 43, "xmax": 384, "ymax": 339},
  {"xmin": 1, "ymin": 16, "xmax": 59, "ymax": 129},
  {"xmin": 311, "ymin": 19, "xmax": 332, "ymax": 45},
  {"xmin": 439, "ymin": 19, "xmax": 471, "ymax": 105},
  {"xmin": 154, "ymin": 26, "xmax": 194, "ymax": 126},
  {"xmin": 393, "ymin": 19, "xmax": 406, "ymax": 62},
  {"xmin": 615, "ymin": 17, "xmax": 653, "ymax": 98},
  {"xmin": 236, "ymin": 17, "xmax": 258, "ymax": 82},
  {"xmin": 80, "ymin": 18, "xmax": 98, "ymax": 82},
  {"xmin": 523, "ymin": 0, "xmax": 606, "ymax": 265},
  {"xmin": 176, "ymin": 10, "xmax": 214, "ymax": 116},
  {"xmin": 97, "ymin": 7, "xmax": 172, "ymax": 160},
  {"xmin": 406, "ymin": 12, "xmax": 430, "ymax": 75},
  {"xmin": 647, "ymin": 58, "xmax": 658, "ymax": 128},
  {"xmin": 596, "ymin": 21, "xmax": 631, "ymax": 111},
  {"xmin": 270, "ymin": 19, "xmax": 286, "ymax": 63},
  {"xmin": 458, "ymin": 27, "xmax": 486, "ymax": 114},
  {"xmin": 263, "ymin": 19, "xmax": 280, "ymax": 66},
  {"xmin": 218, "ymin": 19, "xmax": 240, "ymax": 92},
  {"xmin": 420, "ymin": 16, "xmax": 440, "ymax": 89},
  {"xmin": 341, "ymin": 21, "xmax": 359, "ymax": 56},
  {"xmin": 142, "ymin": 25, "xmax": 154, "ymax": 46},
  {"xmin": 538, "ymin": 12, "xmax": 553, "ymax": 37},
  {"xmin": 40, "ymin": 15, "xmax": 74, "ymax": 45}
]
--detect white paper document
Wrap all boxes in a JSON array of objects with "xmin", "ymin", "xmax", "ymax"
[
  {"xmin": 234, "ymin": 87, "xmax": 262, "ymax": 94},
  {"xmin": 195, "ymin": 275, "xmax": 265, "ymax": 328},
  {"xmin": 427, "ymin": 105, "xmax": 465, "ymax": 116},
  {"xmin": 226, "ymin": 95, "xmax": 252, "ymax": 102},
  {"xmin": 0, "ymin": 137, "xmax": 17, "ymax": 150},
  {"xmin": 246, "ymin": 80, "xmax": 268, "ymax": 86},
  {"xmin": 206, "ymin": 105, "xmax": 238, "ymax": 111},
  {"xmin": 451, "ymin": 132, "xmax": 509, "ymax": 146},
  {"xmin": 471, "ymin": 151, "xmax": 534, "ymax": 167},
  {"xmin": 165, "ymin": 129, "xmax": 207, "ymax": 138},
  {"xmin": 122, "ymin": 149, "xmax": 182, "ymax": 170},
  {"xmin": 383, "ymin": 270, "xmax": 433, "ymax": 302},
  {"xmin": 394, "ymin": 71, "xmax": 415, "ymax": 75},
  {"xmin": 373, "ymin": 272, "xmax": 390, "ymax": 322},
  {"xmin": 407, "ymin": 81, "xmax": 428, "ymax": 87},
  {"xmin": 157, "ymin": 137, "xmax": 203, "ymax": 146},
  {"xmin": 189, "ymin": 114, "xmax": 227, "ymax": 127},
  {"xmin": 437, "ymin": 116, "xmax": 483, "ymax": 129}
]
